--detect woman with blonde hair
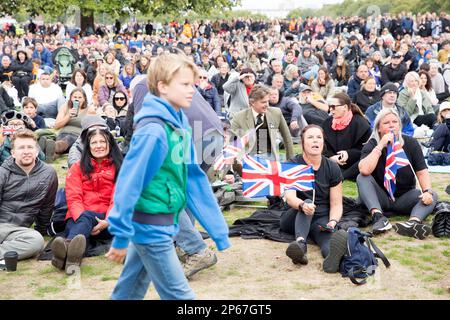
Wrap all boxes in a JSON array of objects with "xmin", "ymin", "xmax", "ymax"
[
  {"xmin": 92, "ymin": 64, "xmax": 108, "ymax": 106},
  {"xmin": 357, "ymin": 108, "xmax": 437, "ymax": 239},
  {"xmin": 397, "ymin": 71, "xmax": 436, "ymax": 128},
  {"xmin": 97, "ymin": 70, "xmax": 127, "ymax": 107}
]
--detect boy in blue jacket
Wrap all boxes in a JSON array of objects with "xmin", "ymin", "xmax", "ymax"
[{"xmin": 106, "ymin": 53, "xmax": 230, "ymax": 300}]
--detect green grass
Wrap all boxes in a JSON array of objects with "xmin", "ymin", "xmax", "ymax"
[{"xmin": 35, "ymin": 286, "xmax": 61, "ymax": 298}]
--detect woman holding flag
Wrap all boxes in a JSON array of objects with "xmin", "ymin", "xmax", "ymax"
[
  {"xmin": 281, "ymin": 124, "xmax": 349, "ymax": 274},
  {"xmin": 357, "ymin": 108, "xmax": 437, "ymax": 239}
]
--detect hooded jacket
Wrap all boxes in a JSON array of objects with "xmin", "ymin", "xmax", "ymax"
[
  {"xmin": 11, "ymin": 50, "xmax": 33, "ymax": 77},
  {"xmin": 65, "ymin": 158, "xmax": 116, "ymax": 221},
  {"xmin": 365, "ymin": 101, "xmax": 414, "ymax": 136},
  {"xmin": 0, "ymin": 157, "xmax": 58, "ymax": 235},
  {"xmin": 107, "ymin": 93, "xmax": 230, "ymax": 251}
]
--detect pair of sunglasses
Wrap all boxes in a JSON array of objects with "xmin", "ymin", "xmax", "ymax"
[{"xmin": 114, "ymin": 97, "xmax": 126, "ymax": 101}]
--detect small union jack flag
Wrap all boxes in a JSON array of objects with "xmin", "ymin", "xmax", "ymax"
[
  {"xmin": 242, "ymin": 154, "xmax": 315, "ymax": 197},
  {"xmin": 213, "ymin": 129, "xmax": 256, "ymax": 171},
  {"xmin": 384, "ymin": 134, "xmax": 411, "ymax": 200}
]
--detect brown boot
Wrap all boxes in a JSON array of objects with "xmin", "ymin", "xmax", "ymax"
[
  {"xmin": 51, "ymin": 237, "xmax": 68, "ymax": 270},
  {"xmin": 65, "ymin": 234, "xmax": 86, "ymax": 276},
  {"xmin": 55, "ymin": 140, "xmax": 69, "ymax": 154}
]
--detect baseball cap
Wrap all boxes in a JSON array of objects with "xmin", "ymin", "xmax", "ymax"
[{"xmin": 299, "ymin": 85, "xmax": 312, "ymax": 93}]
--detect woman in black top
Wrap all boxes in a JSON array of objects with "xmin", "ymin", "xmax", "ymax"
[
  {"xmin": 357, "ymin": 108, "xmax": 437, "ymax": 239},
  {"xmin": 281, "ymin": 125, "xmax": 347, "ymax": 273},
  {"xmin": 11, "ymin": 49, "xmax": 33, "ymax": 99},
  {"xmin": 323, "ymin": 92, "xmax": 372, "ymax": 180},
  {"xmin": 352, "ymin": 77, "xmax": 381, "ymax": 113}
]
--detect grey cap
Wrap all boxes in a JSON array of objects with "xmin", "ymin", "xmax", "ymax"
[
  {"xmin": 299, "ymin": 85, "xmax": 312, "ymax": 93},
  {"xmin": 81, "ymin": 115, "xmax": 107, "ymax": 131},
  {"xmin": 380, "ymin": 82, "xmax": 398, "ymax": 97}
]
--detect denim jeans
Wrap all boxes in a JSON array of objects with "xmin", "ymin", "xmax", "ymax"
[
  {"xmin": 302, "ymin": 65, "xmax": 319, "ymax": 80},
  {"xmin": 65, "ymin": 211, "xmax": 112, "ymax": 241},
  {"xmin": 110, "ymin": 240, "xmax": 195, "ymax": 300},
  {"xmin": 173, "ymin": 209, "xmax": 206, "ymax": 255}
]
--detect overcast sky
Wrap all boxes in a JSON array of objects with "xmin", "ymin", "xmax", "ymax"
[{"xmin": 234, "ymin": 0, "xmax": 343, "ymax": 10}]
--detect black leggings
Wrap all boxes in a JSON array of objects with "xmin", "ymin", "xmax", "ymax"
[{"xmin": 280, "ymin": 209, "xmax": 332, "ymax": 258}]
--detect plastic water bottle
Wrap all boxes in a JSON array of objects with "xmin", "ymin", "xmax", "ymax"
[{"xmin": 115, "ymin": 125, "xmax": 120, "ymax": 137}]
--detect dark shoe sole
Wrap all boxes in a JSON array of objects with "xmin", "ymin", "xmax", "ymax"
[
  {"xmin": 51, "ymin": 237, "xmax": 67, "ymax": 270},
  {"xmin": 372, "ymin": 222, "xmax": 392, "ymax": 235},
  {"xmin": 45, "ymin": 139, "xmax": 56, "ymax": 163},
  {"xmin": 65, "ymin": 235, "xmax": 86, "ymax": 275},
  {"xmin": 393, "ymin": 223, "xmax": 431, "ymax": 240},
  {"xmin": 323, "ymin": 230, "xmax": 348, "ymax": 273},
  {"xmin": 286, "ymin": 241, "xmax": 308, "ymax": 265}
]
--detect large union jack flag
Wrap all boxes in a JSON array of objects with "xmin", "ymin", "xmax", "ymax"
[
  {"xmin": 384, "ymin": 134, "xmax": 411, "ymax": 200},
  {"xmin": 213, "ymin": 129, "xmax": 256, "ymax": 171},
  {"xmin": 242, "ymin": 154, "xmax": 315, "ymax": 197}
]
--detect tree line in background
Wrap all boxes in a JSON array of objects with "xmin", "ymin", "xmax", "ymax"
[{"xmin": 287, "ymin": 0, "xmax": 450, "ymax": 19}]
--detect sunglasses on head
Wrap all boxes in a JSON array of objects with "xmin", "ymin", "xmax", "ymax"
[{"xmin": 87, "ymin": 126, "xmax": 109, "ymax": 133}]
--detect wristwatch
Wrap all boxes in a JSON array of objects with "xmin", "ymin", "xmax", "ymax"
[{"xmin": 422, "ymin": 189, "xmax": 433, "ymax": 194}]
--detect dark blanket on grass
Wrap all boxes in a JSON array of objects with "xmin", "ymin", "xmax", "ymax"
[{"xmin": 226, "ymin": 197, "xmax": 371, "ymax": 243}]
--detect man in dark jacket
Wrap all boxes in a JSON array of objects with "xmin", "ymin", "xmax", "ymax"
[
  {"xmin": 0, "ymin": 85, "xmax": 14, "ymax": 114},
  {"xmin": 347, "ymin": 64, "xmax": 369, "ymax": 100},
  {"xmin": 32, "ymin": 40, "xmax": 53, "ymax": 73},
  {"xmin": 268, "ymin": 87, "xmax": 303, "ymax": 138},
  {"xmin": 381, "ymin": 53, "xmax": 407, "ymax": 86},
  {"xmin": 0, "ymin": 129, "xmax": 58, "ymax": 261}
]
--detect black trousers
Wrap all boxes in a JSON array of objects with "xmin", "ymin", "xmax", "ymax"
[
  {"xmin": 414, "ymin": 113, "xmax": 437, "ymax": 128},
  {"xmin": 12, "ymin": 75, "xmax": 32, "ymax": 99},
  {"xmin": 280, "ymin": 209, "xmax": 332, "ymax": 258}
]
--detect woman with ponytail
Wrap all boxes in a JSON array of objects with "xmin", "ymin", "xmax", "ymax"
[{"xmin": 322, "ymin": 92, "xmax": 372, "ymax": 180}]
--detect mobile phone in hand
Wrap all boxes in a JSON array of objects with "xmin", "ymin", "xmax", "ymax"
[
  {"xmin": 318, "ymin": 223, "xmax": 335, "ymax": 232},
  {"xmin": 72, "ymin": 100, "xmax": 80, "ymax": 116}
]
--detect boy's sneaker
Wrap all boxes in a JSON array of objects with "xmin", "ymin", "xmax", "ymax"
[
  {"xmin": 393, "ymin": 220, "xmax": 432, "ymax": 240},
  {"xmin": 323, "ymin": 230, "xmax": 348, "ymax": 273},
  {"xmin": 65, "ymin": 234, "xmax": 86, "ymax": 276},
  {"xmin": 183, "ymin": 248, "xmax": 217, "ymax": 279},
  {"xmin": 372, "ymin": 212, "xmax": 392, "ymax": 235},
  {"xmin": 286, "ymin": 240, "xmax": 308, "ymax": 265}
]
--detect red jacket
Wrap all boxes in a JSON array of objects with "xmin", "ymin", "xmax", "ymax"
[{"xmin": 65, "ymin": 158, "xmax": 116, "ymax": 222}]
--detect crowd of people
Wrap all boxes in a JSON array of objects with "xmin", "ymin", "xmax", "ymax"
[{"xmin": 0, "ymin": 11, "xmax": 449, "ymax": 299}]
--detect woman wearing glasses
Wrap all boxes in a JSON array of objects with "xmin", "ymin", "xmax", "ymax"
[
  {"xmin": 51, "ymin": 126, "xmax": 123, "ymax": 275},
  {"xmin": 323, "ymin": 92, "xmax": 372, "ymax": 181},
  {"xmin": 97, "ymin": 70, "xmax": 127, "ymax": 107},
  {"xmin": 196, "ymin": 69, "xmax": 221, "ymax": 115}
]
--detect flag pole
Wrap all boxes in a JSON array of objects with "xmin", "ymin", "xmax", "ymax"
[
  {"xmin": 312, "ymin": 188, "xmax": 315, "ymax": 205},
  {"xmin": 409, "ymin": 163, "xmax": 422, "ymax": 195}
]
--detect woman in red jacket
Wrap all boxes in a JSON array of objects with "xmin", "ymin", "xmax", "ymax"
[{"xmin": 51, "ymin": 127, "xmax": 123, "ymax": 274}]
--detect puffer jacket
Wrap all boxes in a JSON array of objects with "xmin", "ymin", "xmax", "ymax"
[
  {"xmin": 65, "ymin": 158, "xmax": 116, "ymax": 222},
  {"xmin": 0, "ymin": 157, "xmax": 58, "ymax": 235}
]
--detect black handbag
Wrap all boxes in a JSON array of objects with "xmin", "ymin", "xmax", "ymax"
[{"xmin": 432, "ymin": 201, "xmax": 450, "ymax": 238}]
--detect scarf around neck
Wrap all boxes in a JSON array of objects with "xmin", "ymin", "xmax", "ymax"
[{"xmin": 332, "ymin": 111, "xmax": 353, "ymax": 131}]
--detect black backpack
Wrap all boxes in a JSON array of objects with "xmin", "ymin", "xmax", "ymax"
[
  {"xmin": 432, "ymin": 201, "xmax": 450, "ymax": 238},
  {"xmin": 339, "ymin": 228, "xmax": 391, "ymax": 285}
]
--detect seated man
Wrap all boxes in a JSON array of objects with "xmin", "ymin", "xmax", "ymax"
[
  {"xmin": 268, "ymin": 86, "xmax": 304, "ymax": 138},
  {"xmin": 231, "ymin": 84, "xmax": 294, "ymax": 161},
  {"xmin": 28, "ymin": 72, "xmax": 65, "ymax": 126},
  {"xmin": 0, "ymin": 129, "xmax": 58, "ymax": 261},
  {"xmin": 299, "ymin": 85, "xmax": 329, "ymax": 126},
  {"xmin": 365, "ymin": 82, "xmax": 414, "ymax": 136}
]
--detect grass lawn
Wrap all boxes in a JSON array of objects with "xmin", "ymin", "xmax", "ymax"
[{"xmin": 0, "ymin": 154, "xmax": 448, "ymax": 300}]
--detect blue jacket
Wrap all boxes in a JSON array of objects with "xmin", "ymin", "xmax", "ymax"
[
  {"xmin": 197, "ymin": 84, "xmax": 221, "ymax": 115},
  {"xmin": 32, "ymin": 48, "xmax": 53, "ymax": 69},
  {"xmin": 108, "ymin": 93, "xmax": 230, "ymax": 251},
  {"xmin": 347, "ymin": 75, "xmax": 362, "ymax": 100},
  {"xmin": 365, "ymin": 101, "xmax": 414, "ymax": 136}
]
